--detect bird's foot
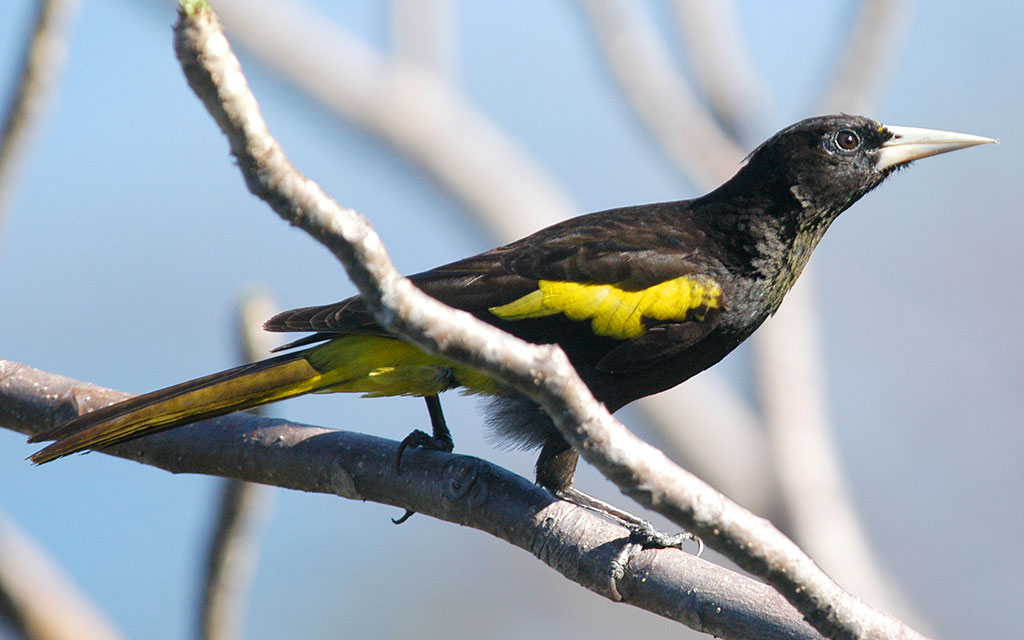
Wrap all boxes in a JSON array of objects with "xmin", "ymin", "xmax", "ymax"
[
  {"xmin": 606, "ymin": 520, "xmax": 703, "ymax": 600},
  {"xmin": 394, "ymin": 428, "xmax": 455, "ymax": 472},
  {"xmin": 392, "ymin": 395, "xmax": 454, "ymax": 525},
  {"xmin": 391, "ymin": 430, "xmax": 453, "ymax": 525},
  {"xmin": 557, "ymin": 486, "xmax": 702, "ymax": 600}
]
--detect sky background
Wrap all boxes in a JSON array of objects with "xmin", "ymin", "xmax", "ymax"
[{"xmin": 1, "ymin": 1, "xmax": 1021, "ymax": 639}]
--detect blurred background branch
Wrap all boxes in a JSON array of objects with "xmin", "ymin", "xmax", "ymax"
[
  {"xmin": 212, "ymin": 0, "xmax": 577, "ymax": 241},
  {"xmin": 0, "ymin": 0, "xmax": 79, "ymax": 251},
  {"xmin": 196, "ymin": 289, "xmax": 278, "ymax": 640},
  {"xmin": 0, "ymin": 511, "xmax": 123, "ymax": 640}
]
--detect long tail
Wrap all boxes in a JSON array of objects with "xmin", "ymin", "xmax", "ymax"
[{"xmin": 29, "ymin": 350, "xmax": 333, "ymax": 464}]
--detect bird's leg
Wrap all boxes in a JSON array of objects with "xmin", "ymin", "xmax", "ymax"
[
  {"xmin": 537, "ymin": 440, "xmax": 701, "ymax": 599},
  {"xmin": 392, "ymin": 395, "xmax": 455, "ymax": 525},
  {"xmin": 395, "ymin": 395, "xmax": 454, "ymax": 472},
  {"xmin": 558, "ymin": 485, "xmax": 702, "ymax": 549}
]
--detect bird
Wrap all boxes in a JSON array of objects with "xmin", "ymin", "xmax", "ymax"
[{"xmin": 29, "ymin": 115, "xmax": 994, "ymax": 510}]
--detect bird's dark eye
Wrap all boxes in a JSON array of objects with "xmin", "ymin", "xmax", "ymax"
[{"xmin": 835, "ymin": 129, "xmax": 861, "ymax": 151}]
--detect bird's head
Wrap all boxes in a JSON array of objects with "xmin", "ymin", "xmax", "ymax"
[{"xmin": 739, "ymin": 114, "xmax": 996, "ymax": 221}]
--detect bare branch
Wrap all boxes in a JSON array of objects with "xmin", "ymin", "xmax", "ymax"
[
  {"xmin": 572, "ymin": 0, "xmax": 780, "ymax": 511},
  {"xmin": 196, "ymin": 290, "xmax": 277, "ymax": 640},
  {"xmin": 0, "ymin": 510, "xmax": 123, "ymax": 640},
  {"xmin": 639, "ymin": 378, "xmax": 779, "ymax": 515},
  {"xmin": 196, "ymin": 480, "xmax": 271, "ymax": 640},
  {"xmin": 234, "ymin": 287, "xmax": 282, "ymax": 363},
  {"xmin": 204, "ymin": 0, "xmax": 771, "ymax": 512},
  {"xmin": 577, "ymin": 0, "xmax": 746, "ymax": 190},
  {"xmin": 169, "ymin": 7, "xmax": 929, "ymax": 638},
  {"xmin": 670, "ymin": 0, "xmax": 770, "ymax": 138},
  {"xmin": 1, "ymin": 360, "xmax": 822, "ymax": 640},
  {"xmin": 0, "ymin": 0, "xmax": 80, "ymax": 246},
  {"xmin": 212, "ymin": 0, "xmax": 575, "ymax": 240}
]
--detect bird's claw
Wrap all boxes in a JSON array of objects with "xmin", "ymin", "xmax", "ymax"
[
  {"xmin": 607, "ymin": 520, "xmax": 703, "ymax": 601},
  {"xmin": 628, "ymin": 520, "xmax": 703, "ymax": 555},
  {"xmin": 394, "ymin": 428, "xmax": 454, "ymax": 473},
  {"xmin": 608, "ymin": 540, "xmax": 644, "ymax": 601},
  {"xmin": 392, "ymin": 412, "xmax": 455, "ymax": 525}
]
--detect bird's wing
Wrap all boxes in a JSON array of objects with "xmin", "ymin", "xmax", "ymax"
[{"xmin": 265, "ymin": 206, "xmax": 727, "ymax": 370}]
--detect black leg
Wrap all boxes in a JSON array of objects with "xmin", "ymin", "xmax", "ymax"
[
  {"xmin": 535, "ymin": 438, "xmax": 702, "ymax": 600},
  {"xmin": 392, "ymin": 395, "xmax": 455, "ymax": 525},
  {"xmin": 395, "ymin": 395, "xmax": 454, "ymax": 473},
  {"xmin": 535, "ymin": 439, "xmax": 579, "ymax": 494},
  {"xmin": 425, "ymin": 394, "xmax": 454, "ymax": 448}
]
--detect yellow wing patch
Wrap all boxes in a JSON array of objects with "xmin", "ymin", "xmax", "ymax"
[{"xmin": 489, "ymin": 276, "xmax": 722, "ymax": 339}]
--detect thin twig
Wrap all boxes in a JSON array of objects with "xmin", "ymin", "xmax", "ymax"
[
  {"xmin": 638, "ymin": 378, "xmax": 778, "ymax": 514},
  {"xmin": 0, "ymin": 0, "xmax": 80, "ymax": 248},
  {"xmin": 170, "ymin": 7, "xmax": 929, "ymax": 638},
  {"xmin": 1, "ymin": 360, "xmax": 822, "ymax": 640}
]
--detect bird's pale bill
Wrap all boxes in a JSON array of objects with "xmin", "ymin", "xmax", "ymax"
[{"xmin": 876, "ymin": 125, "xmax": 997, "ymax": 171}]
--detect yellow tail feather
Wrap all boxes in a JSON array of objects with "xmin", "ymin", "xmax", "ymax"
[
  {"xmin": 30, "ymin": 334, "xmax": 500, "ymax": 464},
  {"xmin": 29, "ymin": 351, "xmax": 329, "ymax": 463}
]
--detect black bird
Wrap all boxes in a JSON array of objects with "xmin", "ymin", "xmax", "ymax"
[{"xmin": 30, "ymin": 115, "xmax": 994, "ymax": 504}]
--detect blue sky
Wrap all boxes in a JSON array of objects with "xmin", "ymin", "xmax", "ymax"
[{"xmin": 2, "ymin": 2, "xmax": 1021, "ymax": 638}]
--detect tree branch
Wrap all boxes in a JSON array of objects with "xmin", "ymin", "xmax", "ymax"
[
  {"xmin": 1, "ymin": 359, "xmax": 821, "ymax": 640},
  {"xmin": 210, "ymin": 0, "xmax": 778, "ymax": 526},
  {"xmin": 753, "ymin": 0, "xmax": 916, "ymax": 610},
  {"xmin": 390, "ymin": 0, "xmax": 456, "ymax": 78},
  {"xmin": 582, "ymin": 0, "xmax": 913, "ymax": 612},
  {"xmin": 210, "ymin": 0, "xmax": 576, "ymax": 241},
  {"xmin": 169, "ymin": 6, "xmax": 929, "ymax": 639}
]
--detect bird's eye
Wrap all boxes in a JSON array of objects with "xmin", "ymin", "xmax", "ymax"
[{"xmin": 835, "ymin": 129, "xmax": 861, "ymax": 151}]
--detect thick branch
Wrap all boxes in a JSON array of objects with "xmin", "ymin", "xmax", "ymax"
[
  {"xmin": 390, "ymin": 0, "xmax": 456, "ymax": 77},
  {"xmin": 170, "ymin": 6, "xmax": 928, "ymax": 639},
  {"xmin": 754, "ymin": 0, "xmax": 915, "ymax": 610},
  {"xmin": 2, "ymin": 360, "xmax": 821, "ymax": 640}
]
